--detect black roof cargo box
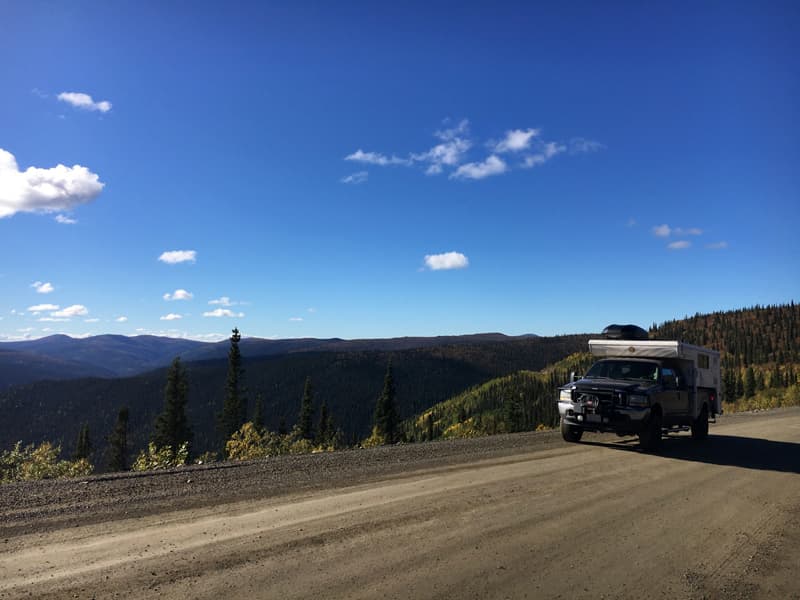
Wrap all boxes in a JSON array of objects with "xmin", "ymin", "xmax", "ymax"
[{"xmin": 601, "ymin": 324, "xmax": 649, "ymax": 340}]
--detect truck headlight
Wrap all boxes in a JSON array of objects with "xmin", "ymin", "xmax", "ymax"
[
  {"xmin": 628, "ymin": 394, "xmax": 649, "ymax": 407},
  {"xmin": 559, "ymin": 389, "xmax": 573, "ymax": 402}
]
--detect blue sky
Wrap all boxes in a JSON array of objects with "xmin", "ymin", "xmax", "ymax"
[{"xmin": 1, "ymin": 1, "xmax": 798, "ymax": 342}]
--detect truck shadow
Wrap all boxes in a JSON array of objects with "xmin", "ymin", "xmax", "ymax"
[{"xmin": 580, "ymin": 435, "xmax": 800, "ymax": 474}]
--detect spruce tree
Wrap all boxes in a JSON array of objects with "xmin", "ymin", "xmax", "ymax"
[
  {"xmin": 153, "ymin": 357, "xmax": 192, "ymax": 454},
  {"xmin": 107, "ymin": 407, "xmax": 129, "ymax": 472},
  {"xmin": 374, "ymin": 361, "xmax": 399, "ymax": 444},
  {"xmin": 744, "ymin": 366, "xmax": 756, "ymax": 398},
  {"xmin": 218, "ymin": 328, "xmax": 246, "ymax": 445},
  {"xmin": 253, "ymin": 393, "xmax": 265, "ymax": 433},
  {"xmin": 298, "ymin": 376, "xmax": 314, "ymax": 440},
  {"xmin": 316, "ymin": 398, "xmax": 330, "ymax": 445},
  {"xmin": 73, "ymin": 423, "xmax": 92, "ymax": 461}
]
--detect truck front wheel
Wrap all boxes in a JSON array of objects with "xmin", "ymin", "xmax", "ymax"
[
  {"xmin": 561, "ymin": 419, "xmax": 583, "ymax": 443},
  {"xmin": 639, "ymin": 408, "xmax": 663, "ymax": 451}
]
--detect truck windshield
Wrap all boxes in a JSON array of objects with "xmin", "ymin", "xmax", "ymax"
[{"xmin": 585, "ymin": 360, "xmax": 658, "ymax": 382}]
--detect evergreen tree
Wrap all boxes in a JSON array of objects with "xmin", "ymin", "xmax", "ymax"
[
  {"xmin": 735, "ymin": 371, "xmax": 744, "ymax": 398},
  {"xmin": 298, "ymin": 376, "xmax": 314, "ymax": 440},
  {"xmin": 316, "ymin": 398, "xmax": 330, "ymax": 445},
  {"xmin": 744, "ymin": 366, "xmax": 756, "ymax": 398},
  {"xmin": 278, "ymin": 416, "xmax": 287, "ymax": 436},
  {"xmin": 152, "ymin": 357, "xmax": 192, "ymax": 454},
  {"xmin": 373, "ymin": 361, "xmax": 399, "ymax": 444},
  {"xmin": 252, "ymin": 393, "xmax": 265, "ymax": 433},
  {"xmin": 73, "ymin": 423, "xmax": 92, "ymax": 461},
  {"xmin": 218, "ymin": 328, "xmax": 247, "ymax": 446},
  {"xmin": 107, "ymin": 407, "xmax": 129, "ymax": 472}
]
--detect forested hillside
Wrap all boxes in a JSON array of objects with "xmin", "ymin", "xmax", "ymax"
[
  {"xmin": 407, "ymin": 303, "xmax": 800, "ymax": 441},
  {"xmin": 0, "ymin": 335, "xmax": 589, "ymax": 465}
]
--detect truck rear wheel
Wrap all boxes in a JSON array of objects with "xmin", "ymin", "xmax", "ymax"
[
  {"xmin": 639, "ymin": 409, "xmax": 663, "ymax": 451},
  {"xmin": 691, "ymin": 405, "xmax": 709, "ymax": 440},
  {"xmin": 561, "ymin": 419, "xmax": 583, "ymax": 443}
]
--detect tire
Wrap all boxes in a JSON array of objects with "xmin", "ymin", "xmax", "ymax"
[
  {"xmin": 561, "ymin": 419, "xmax": 583, "ymax": 443},
  {"xmin": 639, "ymin": 408, "xmax": 663, "ymax": 451},
  {"xmin": 691, "ymin": 405, "xmax": 709, "ymax": 440}
]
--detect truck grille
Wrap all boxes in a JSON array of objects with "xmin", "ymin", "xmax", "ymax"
[{"xmin": 576, "ymin": 390, "xmax": 625, "ymax": 408}]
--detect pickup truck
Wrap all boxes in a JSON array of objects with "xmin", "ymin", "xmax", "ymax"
[{"xmin": 557, "ymin": 325, "xmax": 721, "ymax": 451}]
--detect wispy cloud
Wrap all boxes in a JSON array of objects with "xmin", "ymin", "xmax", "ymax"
[
  {"xmin": 208, "ymin": 296, "xmax": 240, "ymax": 307},
  {"xmin": 706, "ymin": 241, "xmax": 729, "ymax": 250},
  {"xmin": 345, "ymin": 150, "xmax": 410, "ymax": 166},
  {"xmin": 28, "ymin": 303, "xmax": 59, "ymax": 313},
  {"xmin": 55, "ymin": 214, "xmax": 78, "ymax": 225},
  {"xmin": 344, "ymin": 120, "xmax": 602, "ymax": 182},
  {"xmin": 653, "ymin": 224, "xmax": 672, "ymax": 237},
  {"xmin": 52, "ymin": 304, "xmax": 88, "ymax": 318},
  {"xmin": 289, "ymin": 317, "xmax": 304, "ymax": 322},
  {"xmin": 668, "ymin": 241, "xmax": 691, "ymax": 250},
  {"xmin": 1, "ymin": 149, "xmax": 104, "ymax": 219},
  {"xmin": 569, "ymin": 138, "xmax": 606, "ymax": 153},
  {"xmin": 31, "ymin": 281, "xmax": 55, "ymax": 294},
  {"xmin": 674, "ymin": 227, "xmax": 703, "ymax": 236},
  {"xmin": 203, "ymin": 308, "xmax": 245, "ymax": 318},
  {"xmin": 522, "ymin": 142, "xmax": 566, "ymax": 168},
  {"xmin": 57, "ymin": 92, "xmax": 112, "ymax": 113},
  {"xmin": 424, "ymin": 251, "xmax": 470, "ymax": 271},
  {"xmin": 84, "ymin": 318, "xmax": 100, "ymax": 323},
  {"xmin": 38, "ymin": 317, "xmax": 70, "ymax": 322},
  {"xmin": 340, "ymin": 171, "xmax": 368, "ymax": 184},
  {"xmin": 158, "ymin": 250, "xmax": 197, "ymax": 264},
  {"xmin": 451, "ymin": 156, "xmax": 507, "ymax": 180},
  {"xmin": 160, "ymin": 313, "xmax": 183, "ymax": 321},
  {"xmin": 163, "ymin": 289, "xmax": 193, "ymax": 301},
  {"xmin": 494, "ymin": 128, "xmax": 539, "ymax": 153},
  {"xmin": 115, "ymin": 316, "xmax": 128, "ymax": 322}
]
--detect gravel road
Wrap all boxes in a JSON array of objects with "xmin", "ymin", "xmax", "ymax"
[{"xmin": 1, "ymin": 408, "xmax": 799, "ymax": 599}]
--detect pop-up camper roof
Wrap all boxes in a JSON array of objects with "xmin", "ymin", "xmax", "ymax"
[{"xmin": 588, "ymin": 339, "xmax": 720, "ymax": 360}]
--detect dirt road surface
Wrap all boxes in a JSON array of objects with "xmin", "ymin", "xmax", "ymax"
[{"xmin": 2, "ymin": 409, "xmax": 799, "ymax": 599}]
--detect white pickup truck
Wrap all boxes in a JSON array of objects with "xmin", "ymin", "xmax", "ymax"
[{"xmin": 557, "ymin": 325, "xmax": 721, "ymax": 451}]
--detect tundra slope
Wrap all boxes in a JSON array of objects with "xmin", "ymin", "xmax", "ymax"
[{"xmin": 1, "ymin": 408, "xmax": 799, "ymax": 599}]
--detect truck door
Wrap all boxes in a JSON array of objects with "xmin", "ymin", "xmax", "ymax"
[{"xmin": 660, "ymin": 367, "xmax": 683, "ymax": 417}]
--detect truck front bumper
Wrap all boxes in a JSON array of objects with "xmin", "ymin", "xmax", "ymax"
[{"xmin": 558, "ymin": 401, "xmax": 650, "ymax": 432}]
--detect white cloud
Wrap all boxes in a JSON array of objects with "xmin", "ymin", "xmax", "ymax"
[
  {"xmin": 424, "ymin": 251, "xmax": 470, "ymax": 271},
  {"xmin": 0, "ymin": 149, "xmax": 104, "ymax": 219},
  {"xmin": 203, "ymin": 308, "xmax": 245, "ymax": 318},
  {"xmin": 57, "ymin": 92, "xmax": 112, "ymax": 113},
  {"xmin": 494, "ymin": 128, "xmax": 539, "ymax": 153},
  {"xmin": 28, "ymin": 303, "xmax": 59, "ymax": 313},
  {"xmin": 160, "ymin": 313, "xmax": 183, "ymax": 321},
  {"xmin": 115, "ymin": 316, "xmax": 128, "ymax": 322},
  {"xmin": 412, "ymin": 120, "xmax": 471, "ymax": 174},
  {"xmin": 55, "ymin": 214, "xmax": 77, "ymax": 225},
  {"xmin": 38, "ymin": 317, "xmax": 70, "ymax": 322},
  {"xmin": 522, "ymin": 142, "xmax": 566, "ymax": 168},
  {"xmin": 158, "ymin": 250, "xmax": 197, "ymax": 264},
  {"xmin": 706, "ymin": 241, "xmax": 729, "ymax": 250},
  {"xmin": 289, "ymin": 317, "xmax": 304, "ymax": 322},
  {"xmin": 668, "ymin": 241, "xmax": 691, "ymax": 250},
  {"xmin": 627, "ymin": 218, "xmax": 637, "ymax": 227},
  {"xmin": 653, "ymin": 224, "xmax": 672, "ymax": 237},
  {"xmin": 345, "ymin": 150, "xmax": 410, "ymax": 166},
  {"xmin": 52, "ymin": 304, "xmax": 88, "ymax": 318},
  {"xmin": 340, "ymin": 171, "xmax": 368, "ymax": 184},
  {"xmin": 84, "ymin": 318, "xmax": 100, "ymax": 323},
  {"xmin": 307, "ymin": 307, "xmax": 317, "ymax": 313},
  {"xmin": 163, "ymin": 289, "xmax": 193, "ymax": 301},
  {"xmin": 31, "ymin": 281, "xmax": 55, "ymax": 294},
  {"xmin": 451, "ymin": 155, "xmax": 507, "ymax": 180}
]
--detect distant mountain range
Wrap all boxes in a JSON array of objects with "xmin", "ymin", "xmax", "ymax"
[{"xmin": 0, "ymin": 332, "xmax": 539, "ymax": 391}]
